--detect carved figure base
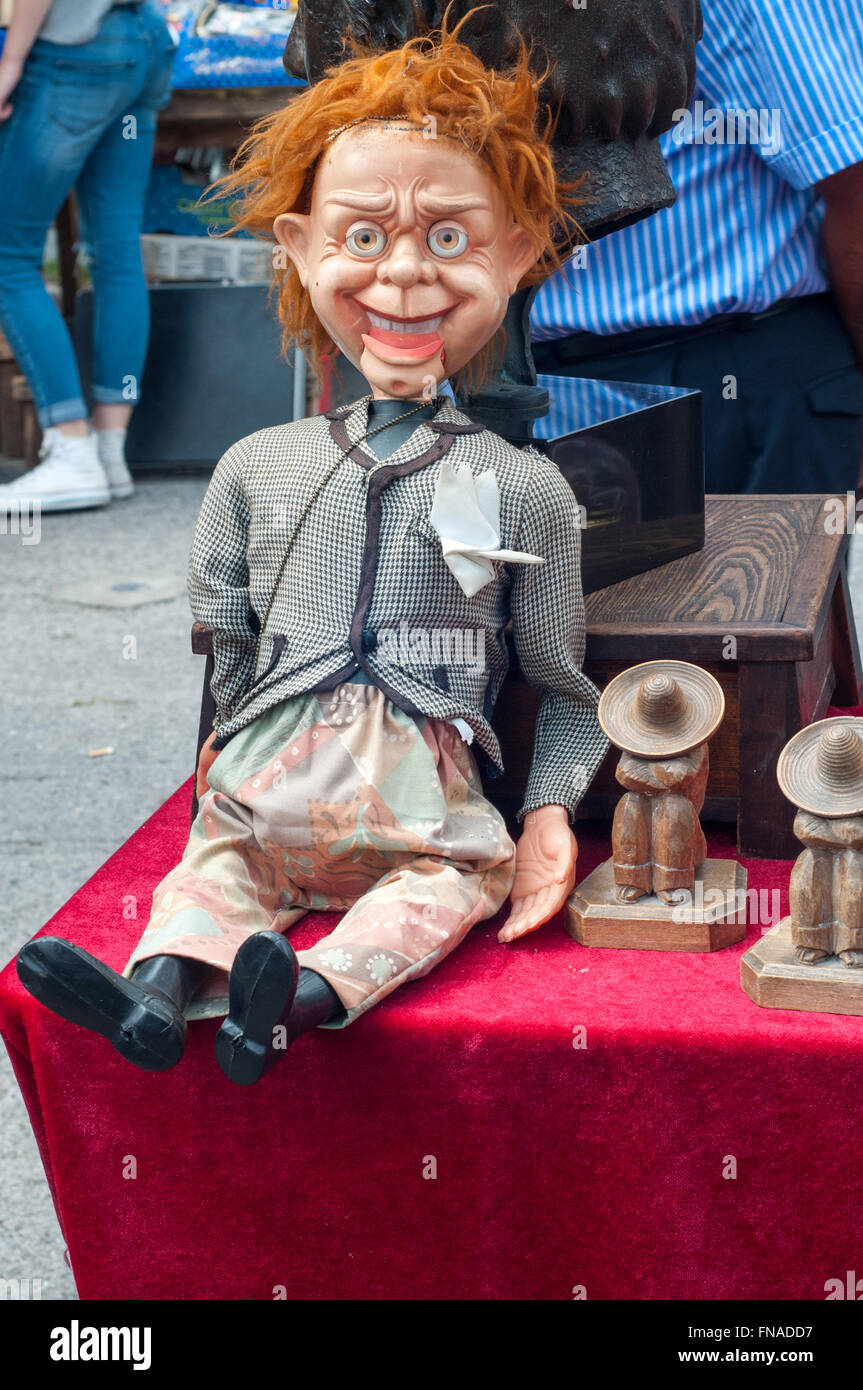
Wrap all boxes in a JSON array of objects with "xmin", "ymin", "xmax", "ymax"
[
  {"xmin": 741, "ymin": 916, "xmax": 863, "ymax": 1016},
  {"xmin": 565, "ymin": 858, "xmax": 747, "ymax": 952}
]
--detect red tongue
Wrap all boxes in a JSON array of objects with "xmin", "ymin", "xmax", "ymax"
[
  {"xmin": 362, "ymin": 327, "xmax": 445, "ymax": 363},
  {"xmin": 367, "ymin": 325, "xmax": 440, "ymax": 348}
]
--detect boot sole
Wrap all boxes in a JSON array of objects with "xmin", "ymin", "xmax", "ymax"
[
  {"xmin": 214, "ymin": 934, "xmax": 299, "ymax": 1086},
  {"xmin": 17, "ymin": 938, "xmax": 185, "ymax": 1071}
]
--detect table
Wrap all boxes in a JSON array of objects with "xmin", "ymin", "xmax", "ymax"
[
  {"xmin": 153, "ymin": 85, "xmax": 295, "ymax": 153},
  {"xmin": 3, "ymin": 763, "xmax": 861, "ymax": 1301},
  {"xmin": 494, "ymin": 495, "xmax": 862, "ymax": 858}
]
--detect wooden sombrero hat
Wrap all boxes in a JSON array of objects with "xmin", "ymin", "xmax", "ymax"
[
  {"xmin": 777, "ymin": 717, "xmax": 863, "ymax": 818},
  {"xmin": 598, "ymin": 660, "xmax": 725, "ymax": 757}
]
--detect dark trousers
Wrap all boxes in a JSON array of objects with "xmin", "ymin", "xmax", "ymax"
[{"xmin": 532, "ymin": 294, "xmax": 863, "ymax": 494}]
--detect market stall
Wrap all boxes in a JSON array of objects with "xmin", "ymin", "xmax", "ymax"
[{"xmin": 4, "ymin": 1, "xmax": 305, "ymax": 468}]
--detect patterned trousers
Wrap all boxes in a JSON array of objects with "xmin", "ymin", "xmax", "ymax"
[{"xmin": 124, "ymin": 684, "xmax": 516, "ymax": 1025}]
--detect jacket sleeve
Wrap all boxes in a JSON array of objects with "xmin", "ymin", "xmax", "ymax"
[
  {"xmin": 509, "ymin": 454, "xmax": 608, "ymax": 821},
  {"xmin": 187, "ymin": 438, "xmax": 258, "ymax": 733}
]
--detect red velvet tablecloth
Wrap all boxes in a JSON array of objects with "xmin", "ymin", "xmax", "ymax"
[{"xmin": 2, "ymin": 778, "xmax": 862, "ymax": 1301}]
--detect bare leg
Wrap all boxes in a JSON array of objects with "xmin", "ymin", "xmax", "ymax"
[
  {"xmin": 91, "ymin": 402, "xmax": 132, "ymax": 430},
  {"xmin": 56, "ymin": 418, "xmax": 89, "ymax": 437}
]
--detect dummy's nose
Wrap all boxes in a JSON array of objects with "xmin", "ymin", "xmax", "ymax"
[{"xmin": 377, "ymin": 233, "xmax": 437, "ymax": 288}]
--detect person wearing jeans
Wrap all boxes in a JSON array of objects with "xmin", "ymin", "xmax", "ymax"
[{"xmin": 0, "ymin": 0, "xmax": 174, "ymax": 512}]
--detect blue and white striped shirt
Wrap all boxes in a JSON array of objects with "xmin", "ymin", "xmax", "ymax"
[{"xmin": 531, "ymin": 0, "xmax": 863, "ymax": 343}]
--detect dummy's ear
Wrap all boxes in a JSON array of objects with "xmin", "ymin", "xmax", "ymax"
[
  {"xmin": 274, "ymin": 212, "xmax": 312, "ymax": 285},
  {"xmin": 504, "ymin": 222, "xmax": 541, "ymax": 295}
]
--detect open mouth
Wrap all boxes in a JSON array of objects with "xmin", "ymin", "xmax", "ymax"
[{"xmin": 356, "ymin": 302, "xmax": 456, "ymax": 363}]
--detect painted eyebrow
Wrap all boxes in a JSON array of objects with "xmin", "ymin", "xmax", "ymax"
[
  {"xmin": 321, "ymin": 189, "xmax": 395, "ymax": 213},
  {"xmin": 321, "ymin": 190, "xmax": 494, "ymax": 219},
  {"xmin": 415, "ymin": 194, "xmax": 494, "ymax": 217}
]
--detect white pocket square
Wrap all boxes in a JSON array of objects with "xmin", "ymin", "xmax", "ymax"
[{"xmin": 429, "ymin": 461, "xmax": 545, "ymax": 597}]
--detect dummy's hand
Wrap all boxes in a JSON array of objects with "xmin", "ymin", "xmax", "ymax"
[
  {"xmin": 196, "ymin": 730, "xmax": 219, "ymax": 802},
  {"xmin": 498, "ymin": 805, "xmax": 578, "ymax": 943}
]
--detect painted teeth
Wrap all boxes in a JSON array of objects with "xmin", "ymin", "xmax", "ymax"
[{"xmin": 367, "ymin": 312, "xmax": 444, "ymax": 333}]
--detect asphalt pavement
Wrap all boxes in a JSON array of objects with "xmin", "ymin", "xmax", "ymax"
[{"xmin": 1, "ymin": 463, "xmax": 208, "ymax": 1301}]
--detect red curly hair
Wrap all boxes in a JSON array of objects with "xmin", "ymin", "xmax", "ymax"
[{"xmin": 209, "ymin": 13, "xmax": 582, "ymax": 394}]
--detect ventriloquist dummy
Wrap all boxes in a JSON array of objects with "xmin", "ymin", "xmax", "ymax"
[{"xmin": 18, "ymin": 25, "xmax": 608, "ymax": 1083}]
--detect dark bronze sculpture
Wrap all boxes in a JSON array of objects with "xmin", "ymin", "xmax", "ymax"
[
  {"xmin": 285, "ymin": 0, "xmax": 702, "ymax": 239},
  {"xmin": 284, "ymin": 0, "xmax": 702, "ymax": 438}
]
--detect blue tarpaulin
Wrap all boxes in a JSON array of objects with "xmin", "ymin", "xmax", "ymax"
[{"xmin": 157, "ymin": 1, "xmax": 304, "ymax": 90}]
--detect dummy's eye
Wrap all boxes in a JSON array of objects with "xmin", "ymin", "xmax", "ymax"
[
  {"xmin": 345, "ymin": 223, "xmax": 387, "ymax": 258},
  {"xmin": 427, "ymin": 223, "xmax": 468, "ymax": 258}
]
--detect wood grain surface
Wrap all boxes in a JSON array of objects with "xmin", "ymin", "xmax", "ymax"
[
  {"xmin": 566, "ymin": 857, "xmax": 747, "ymax": 952},
  {"xmin": 586, "ymin": 495, "xmax": 823, "ymax": 631},
  {"xmin": 741, "ymin": 918, "xmax": 863, "ymax": 1015}
]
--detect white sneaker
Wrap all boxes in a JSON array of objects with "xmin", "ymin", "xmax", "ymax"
[
  {"xmin": 0, "ymin": 428, "xmax": 110, "ymax": 513},
  {"xmin": 95, "ymin": 427, "xmax": 134, "ymax": 500}
]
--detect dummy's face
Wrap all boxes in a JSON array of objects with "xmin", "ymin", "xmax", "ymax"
[{"xmin": 274, "ymin": 124, "xmax": 538, "ymax": 399}]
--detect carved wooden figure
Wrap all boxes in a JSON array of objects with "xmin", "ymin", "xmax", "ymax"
[
  {"xmin": 606, "ymin": 664, "xmax": 719, "ymax": 905},
  {"xmin": 742, "ymin": 718, "xmax": 863, "ymax": 1015},
  {"xmin": 612, "ymin": 696, "xmax": 709, "ymax": 905},
  {"xmin": 791, "ymin": 813, "xmax": 863, "ymax": 967},
  {"xmin": 567, "ymin": 660, "xmax": 747, "ymax": 951},
  {"xmin": 787, "ymin": 724, "xmax": 863, "ymax": 968}
]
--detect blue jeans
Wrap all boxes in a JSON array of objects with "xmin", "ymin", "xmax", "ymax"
[{"xmin": 0, "ymin": 2, "xmax": 174, "ymax": 427}]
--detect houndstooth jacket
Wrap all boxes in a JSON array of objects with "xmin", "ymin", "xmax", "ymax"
[{"xmin": 189, "ymin": 395, "xmax": 608, "ymax": 820}]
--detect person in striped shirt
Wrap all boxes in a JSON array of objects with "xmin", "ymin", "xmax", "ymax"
[{"xmin": 532, "ymin": 0, "xmax": 863, "ymax": 495}]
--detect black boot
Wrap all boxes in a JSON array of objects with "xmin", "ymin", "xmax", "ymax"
[
  {"xmin": 291, "ymin": 965, "xmax": 344, "ymax": 1034},
  {"xmin": 214, "ymin": 931, "xmax": 342, "ymax": 1086},
  {"xmin": 16, "ymin": 940, "xmax": 206, "ymax": 1071}
]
